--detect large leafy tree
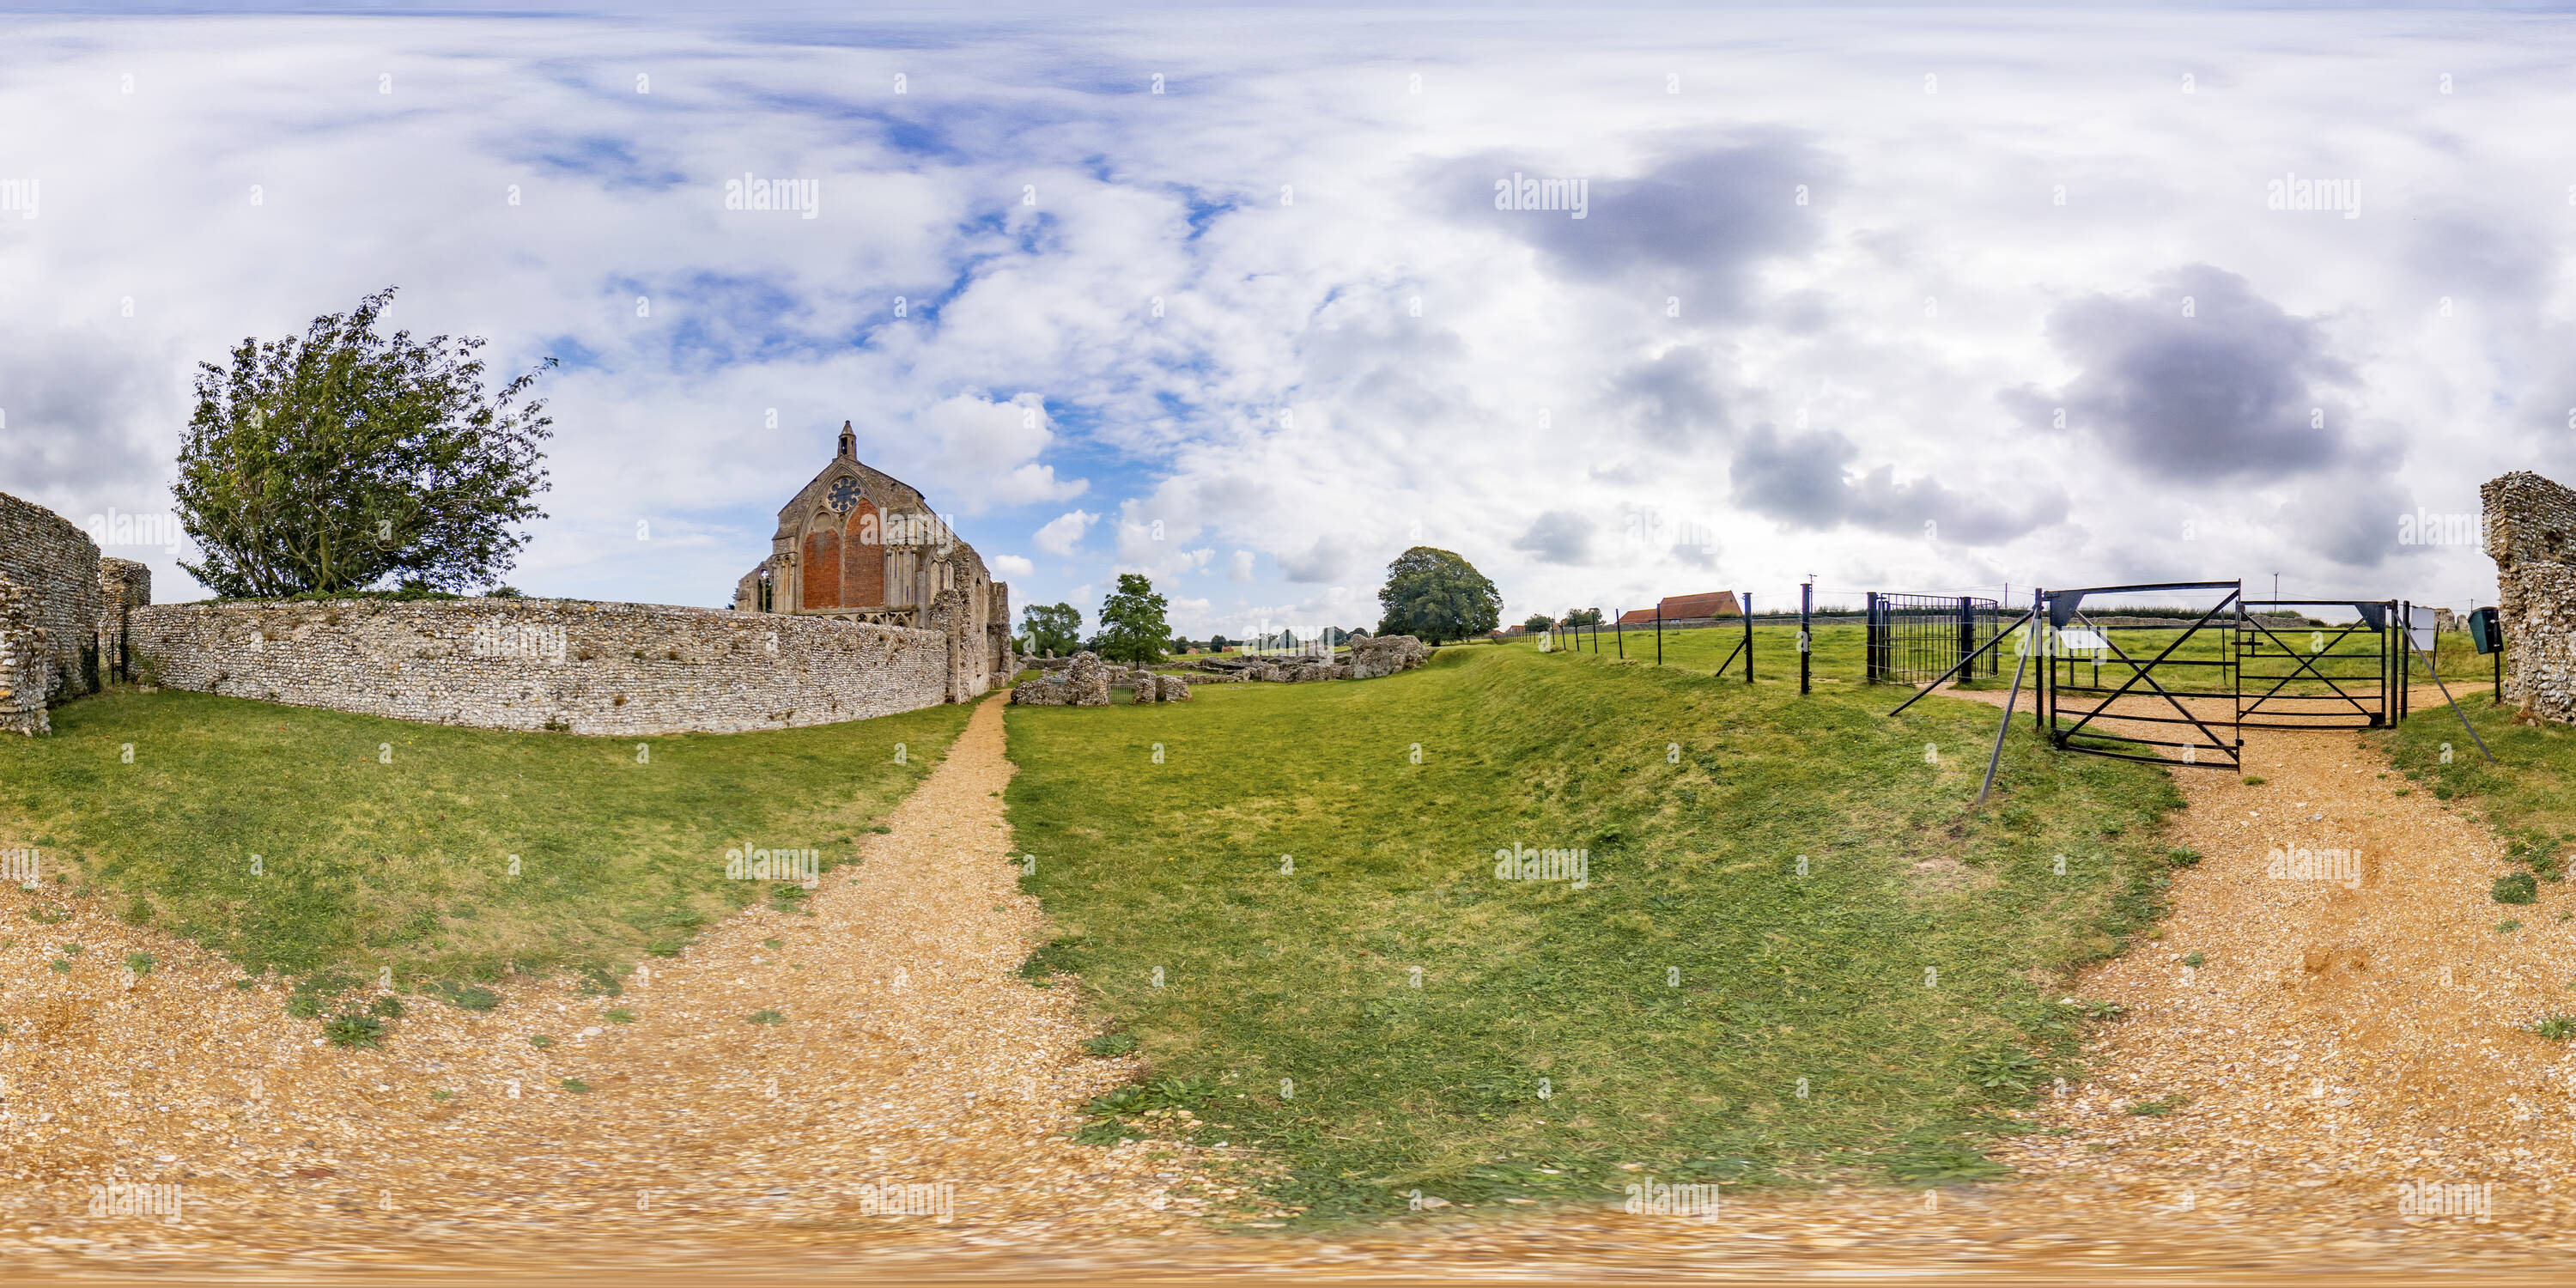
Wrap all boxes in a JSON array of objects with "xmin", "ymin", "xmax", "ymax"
[
  {"xmin": 1562, "ymin": 607, "xmax": 1604, "ymax": 626},
  {"xmin": 1023, "ymin": 603, "xmax": 1083, "ymax": 656},
  {"xmin": 1093, "ymin": 573, "xmax": 1173, "ymax": 665},
  {"xmin": 1376, "ymin": 546, "xmax": 1501, "ymax": 645},
  {"xmin": 173, "ymin": 288, "xmax": 556, "ymax": 597}
]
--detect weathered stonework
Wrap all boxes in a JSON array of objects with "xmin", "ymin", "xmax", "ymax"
[
  {"xmin": 1348, "ymin": 634, "xmax": 1432, "ymax": 679},
  {"xmin": 2482, "ymin": 471, "xmax": 2574, "ymax": 721},
  {"xmin": 126, "ymin": 598, "xmax": 948, "ymax": 736},
  {"xmin": 98, "ymin": 557, "xmax": 151, "ymax": 682},
  {"xmin": 1012, "ymin": 651, "xmax": 1111, "ymax": 706},
  {"xmin": 0, "ymin": 489, "xmax": 109, "ymax": 734},
  {"xmin": 729, "ymin": 423, "xmax": 1012, "ymax": 702},
  {"xmin": 1131, "ymin": 672, "xmax": 1192, "ymax": 703}
]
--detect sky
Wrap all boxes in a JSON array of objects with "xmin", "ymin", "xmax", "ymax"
[{"xmin": 1, "ymin": 5, "xmax": 2568, "ymax": 638}]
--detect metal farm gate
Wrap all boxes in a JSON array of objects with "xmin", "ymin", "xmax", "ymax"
[
  {"xmin": 2036, "ymin": 581, "xmax": 2244, "ymax": 772},
  {"xmin": 1865, "ymin": 592, "xmax": 2002, "ymax": 683},
  {"xmin": 2236, "ymin": 599, "xmax": 2397, "ymax": 730},
  {"xmin": 1890, "ymin": 580, "xmax": 2494, "ymax": 802}
]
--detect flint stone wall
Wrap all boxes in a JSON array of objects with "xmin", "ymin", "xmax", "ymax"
[
  {"xmin": 1012, "ymin": 651, "xmax": 1110, "ymax": 706},
  {"xmin": 2482, "ymin": 471, "xmax": 2574, "ymax": 720},
  {"xmin": 126, "ymin": 598, "xmax": 950, "ymax": 736},
  {"xmin": 0, "ymin": 490, "xmax": 107, "ymax": 734}
]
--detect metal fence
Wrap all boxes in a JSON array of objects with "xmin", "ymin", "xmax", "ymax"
[{"xmin": 1865, "ymin": 592, "xmax": 2002, "ymax": 683}]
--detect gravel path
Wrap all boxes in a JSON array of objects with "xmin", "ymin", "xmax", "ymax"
[
  {"xmin": 7, "ymin": 686, "xmax": 2573, "ymax": 1279},
  {"xmin": 0, "ymin": 694, "xmax": 1232, "ymax": 1273}
]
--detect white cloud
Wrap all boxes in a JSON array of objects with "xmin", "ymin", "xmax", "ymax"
[
  {"xmin": 0, "ymin": 10, "xmax": 2552, "ymax": 623},
  {"xmin": 991, "ymin": 553, "xmax": 1036, "ymax": 580},
  {"xmin": 1033, "ymin": 509, "xmax": 1098, "ymax": 556}
]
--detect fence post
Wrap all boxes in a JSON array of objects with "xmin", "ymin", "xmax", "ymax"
[
  {"xmin": 1865, "ymin": 591, "xmax": 1879, "ymax": 682},
  {"xmin": 1800, "ymin": 581, "xmax": 1813, "ymax": 696},
  {"xmin": 2032, "ymin": 588, "xmax": 2047, "ymax": 737},
  {"xmin": 1656, "ymin": 604, "xmax": 1663, "ymax": 666},
  {"xmin": 1743, "ymin": 592, "xmax": 1754, "ymax": 683},
  {"xmin": 1957, "ymin": 596, "xmax": 1973, "ymax": 681},
  {"xmin": 1616, "ymin": 611, "xmax": 1625, "ymax": 659}
]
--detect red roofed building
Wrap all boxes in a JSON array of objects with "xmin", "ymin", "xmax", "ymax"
[{"xmin": 1616, "ymin": 591, "xmax": 1742, "ymax": 625}]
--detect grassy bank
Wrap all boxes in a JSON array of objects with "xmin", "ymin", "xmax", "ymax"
[
  {"xmin": 0, "ymin": 688, "xmax": 971, "ymax": 999},
  {"xmin": 1005, "ymin": 641, "xmax": 2191, "ymax": 1224}
]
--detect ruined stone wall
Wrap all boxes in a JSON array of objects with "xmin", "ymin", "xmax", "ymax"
[
  {"xmin": 127, "ymin": 598, "xmax": 951, "ymax": 736},
  {"xmin": 0, "ymin": 489, "xmax": 106, "ymax": 734},
  {"xmin": 2482, "ymin": 471, "xmax": 2576, "ymax": 720},
  {"xmin": 97, "ymin": 557, "xmax": 152, "ymax": 681}
]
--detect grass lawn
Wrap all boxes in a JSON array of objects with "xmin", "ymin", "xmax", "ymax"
[
  {"xmin": 1005, "ymin": 640, "xmax": 2195, "ymax": 1224},
  {"xmin": 0, "ymin": 688, "xmax": 971, "ymax": 1003},
  {"xmin": 2379, "ymin": 678, "xmax": 2571, "ymax": 889},
  {"xmin": 1556, "ymin": 616, "xmax": 2488, "ymax": 702}
]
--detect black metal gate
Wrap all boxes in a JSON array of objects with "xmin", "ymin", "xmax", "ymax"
[
  {"xmin": 2037, "ymin": 581, "xmax": 2243, "ymax": 772},
  {"xmin": 2236, "ymin": 600, "xmax": 2396, "ymax": 730},
  {"xmin": 1866, "ymin": 592, "xmax": 2002, "ymax": 682}
]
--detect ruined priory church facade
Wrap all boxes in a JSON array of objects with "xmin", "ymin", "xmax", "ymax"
[{"xmin": 732, "ymin": 422, "xmax": 1013, "ymax": 700}]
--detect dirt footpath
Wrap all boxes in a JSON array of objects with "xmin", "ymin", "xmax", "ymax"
[
  {"xmin": 6, "ymin": 689, "xmax": 2574, "ymax": 1282},
  {"xmin": 0, "ymin": 694, "xmax": 1233, "ymax": 1276}
]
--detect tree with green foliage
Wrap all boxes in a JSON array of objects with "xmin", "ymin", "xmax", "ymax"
[
  {"xmin": 1023, "ymin": 602, "xmax": 1083, "ymax": 657},
  {"xmin": 1561, "ymin": 607, "xmax": 1604, "ymax": 626},
  {"xmin": 173, "ymin": 287, "xmax": 556, "ymax": 598},
  {"xmin": 1376, "ymin": 546, "xmax": 1502, "ymax": 644},
  {"xmin": 1209, "ymin": 633, "xmax": 1231, "ymax": 653},
  {"xmin": 1523, "ymin": 613, "xmax": 1556, "ymax": 631},
  {"xmin": 1093, "ymin": 574, "xmax": 1173, "ymax": 665}
]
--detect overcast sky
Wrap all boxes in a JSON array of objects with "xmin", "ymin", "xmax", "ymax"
[{"xmin": 1, "ymin": 5, "xmax": 2564, "ymax": 634}]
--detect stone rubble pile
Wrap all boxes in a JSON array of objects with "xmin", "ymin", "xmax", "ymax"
[{"xmin": 1011, "ymin": 636, "xmax": 1431, "ymax": 708}]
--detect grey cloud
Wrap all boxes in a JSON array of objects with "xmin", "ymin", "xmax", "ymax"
[
  {"xmin": 1668, "ymin": 538, "xmax": 1720, "ymax": 571},
  {"xmin": 1446, "ymin": 137, "xmax": 1832, "ymax": 313},
  {"xmin": 0, "ymin": 329, "xmax": 173, "ymax": 507},
  {"xmin": 1513, "ymin": 510, "xmax": 1595, "ymax": 565},
  {"xmin": 1605, "ymin": 344, "xmax": 1730, "ymax": 449},
  {"xmin": 1729, "ymin": 424, "xmax": 2067, "ymax": 544},
  {"xmin": 2277, "ymin": 468, "xmax": 2410, "ymax": 569},
  {"xmin": 2008, "ymin": 264, "xmax": 2354, "ymax": 483}
]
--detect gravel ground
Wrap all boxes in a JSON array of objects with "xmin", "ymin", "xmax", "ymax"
[
  {"xmin": 5, "ymin": 684, "xmax": 2571, "ymax": 1282},
  {"xmin": 0, "ymin": 694, "xmax": 1236, "ymax": 1275}
]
